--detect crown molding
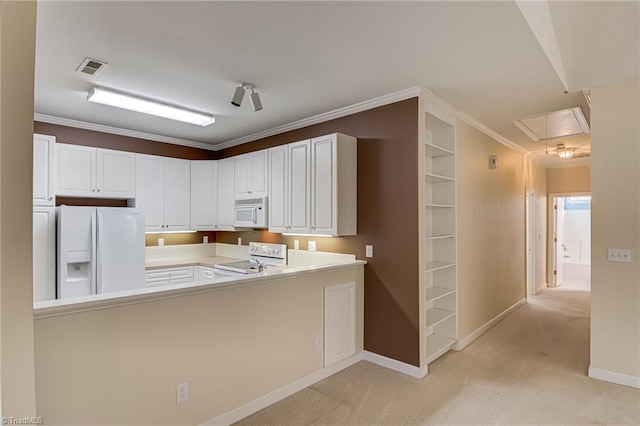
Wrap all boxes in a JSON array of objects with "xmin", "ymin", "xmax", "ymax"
[
  {"xmin": 33, "ymin": 113, "xmax": 218, "ymax": 152},
  {"xmin": 215, "ymin": 86, "xmax": 423, "ymax": 150},
  {"xmin": 457, "ymin": 111, "xmax": 530, "ymax": 156}
]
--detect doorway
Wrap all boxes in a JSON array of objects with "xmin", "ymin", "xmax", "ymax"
[
  {"xmin": 551, "ymin": 195, "xmax": 591, "ymax": 291},
  {"xmin": 526, "ymin": 191, "xmax": 536, "ymax": 295}
]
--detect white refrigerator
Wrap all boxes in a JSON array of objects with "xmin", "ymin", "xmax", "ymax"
[{"xmin": 57, "ymin": 206, "xmax": 146, "ymax": 299}]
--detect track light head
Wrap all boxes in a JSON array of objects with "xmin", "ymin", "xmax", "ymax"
[
  {"xmin": 231, "ymin": 85, "xmax": 245, "ymax": 107},
  {"xmin": 249, "ymin": 89, "xmax": 263, "ymax": 112}
]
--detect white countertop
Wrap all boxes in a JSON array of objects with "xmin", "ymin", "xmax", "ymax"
[{"xmin": 34, "ymin": 255, "xmax": 366, "ymax": 318}]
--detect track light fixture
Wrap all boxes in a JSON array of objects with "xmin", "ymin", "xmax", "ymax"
[{"xmin": 231, "ymin": 83, "xmax": 263, "ymax": 111}]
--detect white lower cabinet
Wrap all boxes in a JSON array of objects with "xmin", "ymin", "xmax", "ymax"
[
  {"xmin": 33, "ymin": 207, "xmax": 56, "ymax": 301},
  {"xmin": 323, "ymin": 281, "xmax": 356, "ymax": 367},
  {"xmin": 145, "ymin": 266, "xmax": 194, "ymax": 287}
]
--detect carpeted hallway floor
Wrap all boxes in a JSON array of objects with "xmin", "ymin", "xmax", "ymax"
[{"xmin": 236, "ymin": 288, "xmax": 640, "ymax": 425}]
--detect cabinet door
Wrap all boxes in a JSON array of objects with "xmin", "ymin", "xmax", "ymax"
[
  {"xmin": 324, "ymin": 282, "xmax": 356, "ymax": 367},
  {"xmin": 250, "ymin": 149, "xmax": 269, "ymax": 198},
  {"xmin": 190, "ymin": 161, "xmax": 218, "ymax": 230},
  {"xmin": 135, "ymin": 154, "xmax": 165, "ymax": 231},
  {"xmin": 33, "ymin": 134, "xmax": 55, "ymax": 206},
  {"xmin": 268, "ymin": 146, "xmax": 288, "ymax": 233},
  {"xmin": 311, "ymin": 135, "xmax": 337, "ymax": 235},
  {"xmin": 217, "ymin": 157, "xmax": 236, "ymax": 230},
  {"xmin": 234, "ymin": 153, "xmax": 252, "ymax": 199},
  {"xmin": 33, "ymin": 207, "xmax": 56, "ymax": 302},
  {"xmin": 289, "ymin": 140, "xmax": 311, "ymax": 234},
  {"xmin": 56, "ymin": 144, "xmax": 96, "ymax": 197},
  {"xmin": 165, "ymin": 159, "xmax": 190, "ymax": 231},
  {"xmin": 96, "ymin": 148, "xmax": 136, "ymax": 198}
]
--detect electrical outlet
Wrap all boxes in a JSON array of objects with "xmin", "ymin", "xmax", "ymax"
[
  {"xmin": 158, "ymin": 238, "xmax": 164, "ymax": 247},
  {"xmin": 238, "ymin": 237, "xmax": 242, "ymax": 246},
  {"xmin": 366, "ymin": 245, "xmax": 374, "ymax": 258},
  {"xmin": 308, "ymin": 241, "xmax": 316, "ymax": 252},
  {"xmin": 176, "ymin": 382, "xmax": 188, "ymax": 404},
  {"xmin": 608, "ymin": 248, "xmax": 632, "ymax": 263},
  {"xmin": 294, "ymin": 240, "xmax": 300, "ymax": 250},
  {"xmin": 203, "ymin": 236, "xmax": 209, "ymax": 244}
]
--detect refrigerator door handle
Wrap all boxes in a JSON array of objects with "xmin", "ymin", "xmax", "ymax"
[{"xmin": 95, "ymin": 211, "xmax": 102, "ymax": 294}]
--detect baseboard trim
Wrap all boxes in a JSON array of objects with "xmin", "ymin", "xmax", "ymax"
[
  {"xmin": 588, "ymin": 367, "xmax": 640, "ymax": 389},
  {"xmin": 201, "ymin": 353, "xmax": 364, "ymax": 426},
  {"xmin": 451, "ymin": 298, "xmax": 527, "ymax": 351},
  {"xmin": 535, "ymin": 283, "xmax": 547, "ymax": 295},
  {"xmin": 362, "ymin": 351, "xmax": 428, "ymax": 378}
]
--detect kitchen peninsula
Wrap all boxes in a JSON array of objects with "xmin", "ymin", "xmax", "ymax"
[{"xmin": 33, "ymin": 243, "xmax": 365, "ymax": 425}]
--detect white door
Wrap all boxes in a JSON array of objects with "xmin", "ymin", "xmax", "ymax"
[
  {"xmin": 135, "ymin": 154, "xmax": 166, "ymax": 231},
  {"xmin": 164, "ymin": 159, "xmax": 190, "ymax": 231},
  {"xmin": 289, "ymin": 140, "xmax": 311, "ymax": 234},
  {"xmin": 217, "ymin": 157, "xmax": 235, "ymax": 230},
  {"xmin": 324, "ymin": 282, "xmax": 356, "ymax": 367},
  {"xmin": 311, "ymin": 135, "xmax": 337, "ymax": 235},
  {"xmin": 96, "ymin": 148, "xmax": 136, "ymax": 198},
  {"xmin": 56, "ymin": 144, "xmax": 96, "ymax": 197},
  {"xmin": 234, "ymin": 153, "xmax": 252, "ymax": 199},
  {"xmin": 33, "ymin": 207, "xmax": 56, "ymax": 301},
  {"xmin": 526, "ymin": 192, "xmax": 536, "ymax": 295},
  {"xmin": 554, "ymin": 197, "xmax": 565, "ymax": 287},
  {"xmin": 191, "ymin": 160, "xmax": 218, "ymax": 230},
  {"xmin": 268, "ymin": 146, "xmax": 288, "ymax": 233},
  {"xmin": 33, "ymin": 134, "xmax": 55, "ymax": 206},
  {"xmin": 250, "ymin": 150, "xmax": 269, "ymax": 198}
]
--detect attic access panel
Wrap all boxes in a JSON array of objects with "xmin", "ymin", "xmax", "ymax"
[{"xmin": 512, "ymin": 107, "xmax": 590, "ymax": 141}]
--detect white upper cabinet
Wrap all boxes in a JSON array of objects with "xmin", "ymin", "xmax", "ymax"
[
  {"xmin": 33, "ymin": 134, "xmax": 55, "ymax": 206},
  {"xmin": 310, "ymin": 134, "xmax": 357, "ymax": 236},
  {"xmin": 234, "ymin": 149, "xmax": 268, "ymax": 199},
  {"xmin": 135, "ymin": 154, "xmax": 190, "ymax": 232},
  {"xmin": 289, "ymin": 140, "xmax": 312, "ymax": 233},
  {"xmin": 268, "ymin": 134, "xmax": 356, "ymax": 236},
  {"xmin": 190, "ymin": 160, "xmax": 218, "ymax": 231},
  {"xmin": 268, "ymin": 140, "xmax": 311, "ymax": 234},
  {"xmin": 217, "ymin": 157, "xmax": 236, "ymax": 230},
  {"xmin": 55, "ymin": 143, "xmax": 135, "ymax": 198}
]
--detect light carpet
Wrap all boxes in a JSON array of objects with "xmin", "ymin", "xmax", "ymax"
[{"xmin": 236, "ymin": 288, "xmax": 640, "ymax": 425}]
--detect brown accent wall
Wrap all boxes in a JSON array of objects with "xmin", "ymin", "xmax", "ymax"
[
  {"xmin": 216, "ymin": 98, "xmax": 421, "ymax": 366},
  {"xmin": 34, "ymin": 122, "xmax": 217, "ymax": 160}
]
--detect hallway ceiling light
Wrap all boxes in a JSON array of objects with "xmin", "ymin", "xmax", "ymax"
[
  {"xmin": 556, "ymin": 144, "xmax": 575, "ymax": 159},
  {"xmin": 87, "ymin": 87, "xmax": 215, "ymax": 127},
  {"xmin": 231, "ymin": 83, "xmax": 263, "ymax": 111}
]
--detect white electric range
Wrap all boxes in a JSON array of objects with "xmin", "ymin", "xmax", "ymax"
[{"xmin": 213, "ymin": 242, "xmax": 287, "ymax": 275}]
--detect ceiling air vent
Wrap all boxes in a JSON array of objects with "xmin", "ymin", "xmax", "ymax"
[
  {"xmin": 512, "ymin": 107, "xmax": 590, "ymax": 141},
  {"xmin": 76, "ymin": 57, "xmax": 108, "ymax": 76}
]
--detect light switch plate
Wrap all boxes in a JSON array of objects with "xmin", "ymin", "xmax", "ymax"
[
  {"xmin": 203, "ymin": 236, "xmax": 209, "ymax": 244},
  {"xmin": 308, "ymin": 241, "xmax": 316, "ymax": 252},
  {"xmin": 608, "ymin": 248, "xmax": 632, "ymax": 263}
]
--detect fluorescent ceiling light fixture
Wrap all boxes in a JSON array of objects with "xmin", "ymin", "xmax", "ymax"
[
  {"xmin": 87, "ymin": 87, "xmax": 215, "ymax": 127},
  {"xmin": 282, "ymin": 233, "xmax": 333, "ymax": 238}
]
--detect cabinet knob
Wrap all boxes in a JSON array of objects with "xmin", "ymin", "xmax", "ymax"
[
  {"xmin": 311, "ymin": 226, "xmax": 315, "ymax": 230},
  {"xmin": 48, "ymin": 197, "xmax": 53, "ymax": 201},
  {"xmin": 92, "ymin": 189, "xmax": 96, "ymax": 192},
  {"xmin": 97, "ymin": 189, "xmax": 101, "ymax": 192}
]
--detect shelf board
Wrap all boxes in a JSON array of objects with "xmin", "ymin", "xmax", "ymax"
[
  {"xmin": 425, "ymin": 261, "xmax": 455, "ymax": 272},
  {"xmin": 426, "ymin": 308, "xmax": 456, "ymax": 328},
  {"xmin": 425, "ymin": 142, "xmax": 455, "ymax": 157},
  {"xmin": 425, "ymin": 287, "xmax": 456, "ymax": 303},
  {"xmin": 425, "ymin": 203, "xmax": 455, "ymax": 209},
  {"xmin": 425, "ymin": 172, "xmax": 455, "ymax": 183},
  {"xmin": 425, "ymin": 234, "xmax": 455, "ymax": 241},
  {"xmin": 425, "ymin": 334, "xmax": 456, "ymax": 364}
]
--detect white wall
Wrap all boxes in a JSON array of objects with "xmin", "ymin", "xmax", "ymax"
[
  {"xmin": 590, "ymin": 78, "xmax": 640, "ymax": 385},
  {"xmin": 0, "ymin": 1, "xmax": 38, "ymax": 416}
]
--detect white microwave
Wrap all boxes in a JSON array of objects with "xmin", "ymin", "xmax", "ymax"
[{"xmin": 233, "ymin": 197, "xmax": 268, "ymax": 228}]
